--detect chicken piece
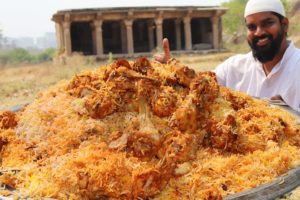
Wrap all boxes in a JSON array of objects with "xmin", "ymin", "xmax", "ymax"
[
  {"xmin": 108, "ymin": 132, "xmax": 129, "ymax": 151},
  {"xmin": 224, "ymin": 88, "xmax": 250, "ymax": 111},
  {"xmin": 137, "ymin": 79, "xmax": 160, "ymax": 101},
  {"xmin": 158, "ymin": 130, "xmax": 197, "ymax": 164},
  {"xmin": 149, "ymin": 58, "xmax": 179, "ymax": 85},
  {"xmin": 84, "ymin": 91, "xmax": 118, "ymax": 119},
  {"xmin": 0, "ymin": 137, "xmax": 8, "ymax": 152},
  {"xmin": 171, "ymin": 95, "xmax": 198, "ymax": 133},
  {"xmin": 127, "ymin": 76, "xmax": 161, "ymax": 114},
  {"xmin": 0, "ymin": 111, "xmax": 18, "ymax": 129},
  {"xmin": 103, "ymin": 66, "xmax": 151, "ymax": 110},
  {"xmin": 67, "ymin": 73, "xmax": 102, "ymax": 97},
  {"xmin": 190, "ymin": 72, "xmax": 220, "ymax": 109},
  {"xmin": 206, "ymin": 114, "xmax": 238, "ymax": 151},
  {"xmin": 115, "ymin": 66, "xmax": 158, "ymax": 82},
  {"xmin": 151, "ymin": 86, "xmax": 178, "ymax": 118},
  {"xmin": 132, "ymin": 57, "xmax": 153, "ymax": 75},
  {"xmin": 103, "ymin": 59, "xmax": 133, "ymax": 82},
  {"xmin": 68, "ymin": 73, "xmax": 93, "ymax": 89},
  {"xmin": 157, "ymin": 130, "xmax": 198, "ymax": 180},
  {"xmin": 106, "ymin": 64, "xmax": 159, "ymax": 100},
  {"xmin": 234, "ymin": 108, "xmax": 288, "ymax": 153},
  {"xmin": 127, "ymin": 131, "xmax": 161, "ymax": 160},
  {"xmin": 77, "ymin": 172, "xmax": 90, "ymax": 190},
  {"xmin": 197, "ymin": 187, "xmax": 223, "ymax": 200},
  {"xmin": 0, "ymin": 174, "xmax": 17, "ymax": 190},
  {"xmin": 123, "ymin": 98, "xmax": 161, "ymax": 160},
  {"xmin": 278, "ymin": 118, "xmax": 300, "ymax": 146},
  {"xmin": 155, "ymin": 59, "xmax": 196, "ymax": 87},
  {"xmin": 105, "ymin": 67, "xmax": 137, "ymax": 92},
  {"xmin": 112, "ymin": 58, "xmax": 132, "ymax": 69},
  {"xmin": 108, "ymin": 58, "xmax": 154, "ymax": 81},
  {"xmin": 132, "ymin": 168, "xmax": 165, "ymax": 199},
  {"xmin": 108, "ymin": 123, "xmax": 161, "ymax": 160},
  {"xmin": 174, "ymin": 162, "xmax": 192, "ymax": 176},
  {"xmin": 175, "ymin": 66, "xmax": 196, "ymax": 87}
]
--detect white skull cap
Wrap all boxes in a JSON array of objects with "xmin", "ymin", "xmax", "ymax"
[{"xmin": 244, "ymin": 0, "xmax": 286, "ymax": 18}]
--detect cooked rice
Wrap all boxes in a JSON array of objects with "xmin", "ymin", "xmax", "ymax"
[{"xmin": 0, "ymin": 58, "xmax": 299, "ymax": 200}]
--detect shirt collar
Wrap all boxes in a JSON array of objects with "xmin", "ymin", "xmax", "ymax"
[
  {"xmin": 252, "ymin": 41, "xmax": 295, "ymax": 78},
  {"xmin": 268, "ymin": 41, "xmax": 294, "ymax": 77}
]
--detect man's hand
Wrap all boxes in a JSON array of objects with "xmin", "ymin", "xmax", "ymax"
[
  {"xmin": 154, "ymin": 38, "xmax": 171, "ymax": 63},
  {"xmin": 269, "ymin": 95, "xmax": 286, "ymax": 105},
  {"xmin": 270, "ymin": 95, "xmax": 284, "ymax": 101}
]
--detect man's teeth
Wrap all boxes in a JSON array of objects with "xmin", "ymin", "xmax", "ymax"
[{"xmin": 257, "ymin": 37, "xmax": 269, "ymax": 45}]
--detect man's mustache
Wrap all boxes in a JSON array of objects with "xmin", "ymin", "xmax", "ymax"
[{"xmin": 252, "ymin": 35, "xmax": 273, "ymax": 45}]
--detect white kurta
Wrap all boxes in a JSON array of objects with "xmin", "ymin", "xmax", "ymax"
[{"xmin": 215, "ymin": 42, "xmax": 300, "ymax": 112}]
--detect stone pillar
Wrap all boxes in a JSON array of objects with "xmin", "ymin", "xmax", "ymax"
[
  {"xmin": 55, "ymin": 22, "xmax": 64, "ymax": 51},
  {"xmin": 63, "ymin": 20, "xmax": 72, "ymax": 56},
  {"xmin": 211, "ymin": 15, "xmax": 220, "ymax": 50},
  {"xmin": 121, "ymin": 23, "xmax": 127, "ymax": 53},
  {"xmin": 124, "ymin": 19, "xmax": 134, "ymax": 55},
  {"xmin": 147, "ymin": 20, "xmax": 155, "ymax": 51},
  {"xmin": 155, "ymin": 18, "xmax": 163, "ymax": 49},
  {"xmin": 218, "ymin": 17, "xmax": 223, "ymax": 49},
  {"xmin": 183, "ymin": 16, "xmax": 192, "ymax": 51},
  {"xmin": 93, "ymin": 19, "xmax": 103, "ymax": 56},
  {"xmin": 175, "ymin": 19, "xmax": 182, "ymax": 50}
]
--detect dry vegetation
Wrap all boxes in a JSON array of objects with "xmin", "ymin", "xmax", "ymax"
[{"xmin": 0, "ymin": 56, "xmax": 101, "ymax": 110}]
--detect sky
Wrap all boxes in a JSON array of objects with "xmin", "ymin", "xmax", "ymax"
[{"xmin": 0, "ymin": 0, "xmax": 226, "ymax": 38}]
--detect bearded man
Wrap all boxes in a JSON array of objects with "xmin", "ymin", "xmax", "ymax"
[{"xmin": 155, "ymin": 0, "xmax": 300, "ymax": 112}]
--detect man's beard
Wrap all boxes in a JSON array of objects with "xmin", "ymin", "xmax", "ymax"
[{"xmin": 248, "ymin": 28, "xmax": 285, "ymax": 63}]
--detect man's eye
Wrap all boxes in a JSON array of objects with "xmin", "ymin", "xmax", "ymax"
[
  {"xmin": 247, "ymin": 25, "xmax": 256, "ymax": 31},
  {"xmin": 263, "ymin": 21, "xmax": 274, "ymax": 27}
]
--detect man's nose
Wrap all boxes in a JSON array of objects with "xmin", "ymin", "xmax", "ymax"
[{"xmin": 254, "ymin": 26, "xmax": 266, "ymax": 37}]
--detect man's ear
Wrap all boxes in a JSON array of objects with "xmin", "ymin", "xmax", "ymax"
[{"xmin": 282, "ymin": 17, "xmax": 289, "ymax": 34}]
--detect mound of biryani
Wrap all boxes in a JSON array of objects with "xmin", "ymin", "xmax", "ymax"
[{"xmin": 0, "ymin": 58, "xmax": 300, "ymax": 199}]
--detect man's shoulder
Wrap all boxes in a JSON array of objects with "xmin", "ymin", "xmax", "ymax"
[
  {"xmin": 218, "ymin": 52, "xmax": 254, "ymax": 70},
  {"xmin": 286, "ymin": 41, "xmax": 300, "ymax": 61},
  {"xmin": 293, "ymin": 46, "xmax": 300, "ymax": 57},
  {"xmin": 283, "ymin": 42, "xmax": 300, "ymax": 72},
  {"xmin": 215, "ymin": 52, "xmax": 255, "ymax": 87},
  {"xmin": 226, "ymin": 52, "xmax": 253, "ymax": 63},
  {"xmin": 215, "ymin": 52, "xmax": 256, "ymax": 79}
]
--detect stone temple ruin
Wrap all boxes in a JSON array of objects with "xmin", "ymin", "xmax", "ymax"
[{"xmin": 52, "ymin": 6, "xmax": 226, "ymax": 58}]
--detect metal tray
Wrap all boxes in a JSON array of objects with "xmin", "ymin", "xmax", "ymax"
[{"xmin": 225, "ymin": 165, "xmax": 300, "ymax": 200}]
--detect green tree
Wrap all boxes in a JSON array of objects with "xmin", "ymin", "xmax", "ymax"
[
  {"xmin": 0, "ymin": 48, "xmax": 57, "ymax": 66},
  {"xmin": 281, "ymin": 0, "xmax": 291, "ymax": 14},
  {"xmin": 222, "ymin": 0, "xmax": 248, "ymax": 41},
  {"xmin": 5, "ymin": 48, "xmax": 33, "ymax": 64},
  {"xmin": 36, "ymin": 48, "xmax": 55, "ymax": 62},
  {"xmin": 12, "ymin": 48, "xmax": 31, "ymax": 62}
]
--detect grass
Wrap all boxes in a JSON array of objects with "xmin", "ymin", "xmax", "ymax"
[
  {"xmin": 0, "ymin": 55, "xmax": 101, "ymax": 110},
  {"xmin": 175, "ymin": 52, "xmax": 235, "ymax": 71}
]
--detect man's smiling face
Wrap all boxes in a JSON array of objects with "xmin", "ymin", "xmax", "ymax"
[{"xmin": 245, "ymin": 12, "xmax": 288, "ymax": 63}]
